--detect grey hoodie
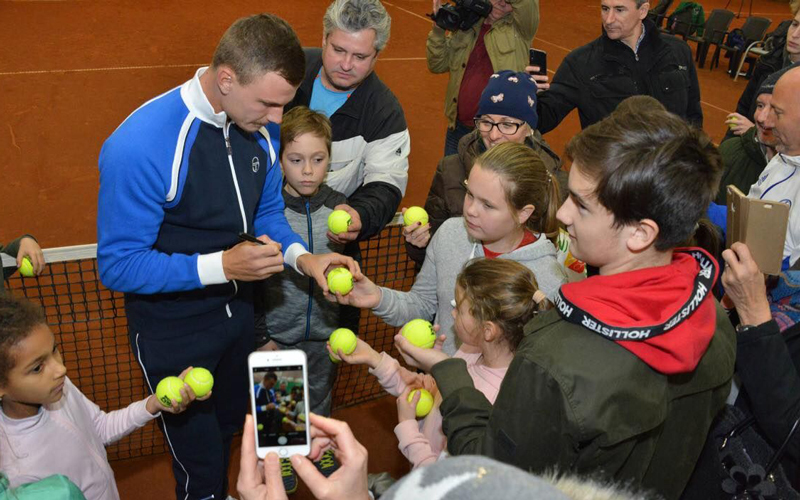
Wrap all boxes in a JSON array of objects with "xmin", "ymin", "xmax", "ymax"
[
  {"xmin": 374, "ymin": 217, "xmax": 567, "ymax": 354},
  {"xmin": 262, "ymin": 185, "xmax": 346, "ymax": 344}
]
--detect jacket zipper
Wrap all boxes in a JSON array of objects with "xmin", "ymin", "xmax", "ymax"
[
  {"xmin": 223, "ymin": 120, "xmax": 248, "ymax": 233},
  {"xmin": 224, "ymin": 121, "xmax": 246, "ymax": 312},
  {"xmin": 304, "ymin": 199, "xmax": 313, "ymax": 341}
]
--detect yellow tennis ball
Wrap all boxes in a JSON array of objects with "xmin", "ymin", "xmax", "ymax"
[
  {"xmin": 19, "ymin": 257, "xmax": 35, "ymax": 277},
  {"xmin": 401, "ymin": 319, "xmax": 436, "ymax": 349},
  {"xmin": 257, "ymin": 423, "xmax": 264, "ymax": 431},
  {"xmin": 403, "ymin": 206, "xmax": 429, "ymax": 227},
  {"xmin": 155, "ymin": 376, "xmax": 185, "ymax": 406},
  {"xmin": 327, "ymin": 267, "xmax": 353, "ymax": 295},
  {"xmin": 408, "ymin": 389, "xmax": 434, "ymax": 418},
  {"xmin": 328, "ymin": 209, "xmax": 352, "ymax": 235},
  {"xmin": 328, "ymin": 328, "xmax": 357, "ymax": 363},
  {"xmin": 185, "ymin": 367, "xmax": 214, "ymax": 397}
]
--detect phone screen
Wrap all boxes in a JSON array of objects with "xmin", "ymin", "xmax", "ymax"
[{"xmin": 252, "ymin": 365, "xmax": 308, "ymax": 448}]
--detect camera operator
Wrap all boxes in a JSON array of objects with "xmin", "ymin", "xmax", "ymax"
[{"xmin": 427, "ymin": 0, "xmax": 540, "ymax": 156}]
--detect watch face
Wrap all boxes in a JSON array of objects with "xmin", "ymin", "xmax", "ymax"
[{"xmin": 735, "ymin": 324, "xmax": 755, "ymax": 334}]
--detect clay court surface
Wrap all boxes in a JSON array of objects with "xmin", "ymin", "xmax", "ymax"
[{"xmin": 1, "ymin": 0, "xmax": 795, "ymax": 497}]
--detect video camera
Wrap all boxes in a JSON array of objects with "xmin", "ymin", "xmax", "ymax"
[{"xmin": 428, "ymin": 0, "xmax": 493, "ymax": 32}]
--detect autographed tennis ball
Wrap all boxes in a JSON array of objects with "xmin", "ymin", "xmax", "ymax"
[
  {"xmin": 328, "ymin": 209, "xmax": 352, "ymax": 235},
  {"xmin": 185, "ymin": 367, "xmax": 214, "ymax": 397},
  {"xmin": 408, "ymin": 389, "xmax": 434, "ymax": 418},
  {"xmin": 327, "ymin": 267, "xmax": 353, "ymax": 295},
  {"xmin": 400, "ymin": 319, "xmax": 436, "ymax": 349},
  {"xmin": 328, "ymin": 328, "xmax": 357, "ymax": 363},
  {"xmin": 403, "ymin": 206, "xmax": 429, "ymax": 227},
  {"xmin": 155, "ymin": 376, "xmax": 185, "ymax": 406},
  {"xmin": 19, "ymin": 257, "xmax": 35, "ymax": 277}
]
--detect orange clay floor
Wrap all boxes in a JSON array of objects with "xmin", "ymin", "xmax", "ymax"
[{"xmin": 112, "ymin": 396, "xmax": 407, "ymax": 499}]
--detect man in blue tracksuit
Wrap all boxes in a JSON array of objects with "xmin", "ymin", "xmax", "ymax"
[{"xmin": 96, "ymin": 14, "xmax": 358, "ymax": 500}]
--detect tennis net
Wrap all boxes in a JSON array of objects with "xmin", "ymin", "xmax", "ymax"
[{"xmin": 1, "ymin": 215, "xmax": 416, "ymax": 461}]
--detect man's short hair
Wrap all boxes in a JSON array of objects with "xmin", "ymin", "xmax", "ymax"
[
  {"xmin": 211, "ymin": 14, "xmax": 305, "ymax": 87},
  {"xmin": 565, "ymin": 108, "xmax": 722, "ymax": 251},
  {"xmin": 323, "ymin": 0, "xmax": 392, "ymax": 52},
  {"xmin": 634, "ymin": 0, "xmax": 650, "ymax": 8},
  {"xmin": 265, "ymin": 372, "xmax": 278, "ymax": 382},
  {"xmin": 280, "ymin": 106, "xmax": 333, "ymax": 156}
]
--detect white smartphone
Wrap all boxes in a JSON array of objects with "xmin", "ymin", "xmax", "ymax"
[{"xmin": 248, "ymin": 350, "xmax": 311, "ymax": 459}]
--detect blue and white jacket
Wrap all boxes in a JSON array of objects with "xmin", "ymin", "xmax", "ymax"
[{"xmin": 97, "ymin": 67, "xmax": 307, "ymax": 333}]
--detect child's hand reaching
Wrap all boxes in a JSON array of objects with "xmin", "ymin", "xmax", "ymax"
[
  {"xmin": 145, "ymin": 366, "xmax": 212, "ymax": 415},
  {"xmin": 325, "ymin": 274, "xmax": 381, "ymax": 309},
  {"xmin": 329, "ymin": 338, "xmax": 382, "ymax": 368},
  {"xmin": 397, "ymin": 387, "xmax": 421, "ymax": 423},
  {"xmin": 394, "ymin": 330, "xmax": 449, "ymax": 373}
]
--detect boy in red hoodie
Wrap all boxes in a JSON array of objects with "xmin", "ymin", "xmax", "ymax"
[{"xmin": 397, "ymin": 106, "xmax": 736, "ymax": 500}]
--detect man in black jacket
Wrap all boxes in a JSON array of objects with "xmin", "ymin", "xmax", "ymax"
[
  {"xmin": 536, "ymin": 0, "xmax": 702, "ymax": 133},
  {"xmin": 286, "ymin": 0, "xmax": 409, "ymax": 243}
]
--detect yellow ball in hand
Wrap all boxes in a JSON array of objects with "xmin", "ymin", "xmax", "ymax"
[
  {"xmin": 328, "ymin": 209, "xmax": 352, "ymax": 235},
  {"xmin": 19, "ymin": 257, "xmax": 35, "ymax": 277},
  {"xmin": 401, "ymin": 319, "xmax": 436, "ymax": 349},
  {"xmin": 328, "ymin": 328, "xmax": 357, "ymax": 363},
  {"xmin": 403, "ymin": 206, "xmax": 429, "ymax": 227},
  {"xmin": 408, "ymin": 388, "xmax": 434, "ymax": 418},
  {"xmin": 156, "ymin": 376, "xmax": 185, "ymax": 406},
  {"xmin": 327, "ymin": 267, "xmax": 353, "ymax": 295},
  {"xmin": 185, "ymin": 367, "xmax": 214, "ymax": 397}
]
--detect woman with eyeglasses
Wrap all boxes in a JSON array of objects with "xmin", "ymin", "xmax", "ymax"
[{"xmin": 404, "ymin": 70, "xmax": 565, "ymax": 266}]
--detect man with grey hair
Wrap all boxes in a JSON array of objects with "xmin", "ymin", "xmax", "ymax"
[
  {"xmin": 534, "ymin": 0, "xmax": 702, "ymax": 133},
  {"xmin": 747, "ymin": 66, "xmax": 800, "ymax": 268},
  {"xmin": 286, "ymin": 0, "xmax": 409, "ymax": 245}
]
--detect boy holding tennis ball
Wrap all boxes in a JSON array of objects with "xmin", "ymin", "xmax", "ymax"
[{"xmin": 257, "ymin": 106, "xmax": 353, "ymax": 478}]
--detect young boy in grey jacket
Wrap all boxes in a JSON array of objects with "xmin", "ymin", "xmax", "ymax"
[{"xmin": 257, "ymin": 106, "xmax": 347, "ymax": 418}]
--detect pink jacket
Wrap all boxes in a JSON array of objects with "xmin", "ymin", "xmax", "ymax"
[
  {"xmin": 369, "ymin": 350, "xmax": 508, "ymax": 468},
  {"xmin": 0, "ymin": 377, "xmax": 157, "ymax": 500}
]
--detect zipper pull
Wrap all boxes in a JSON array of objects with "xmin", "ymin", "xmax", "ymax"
[{"xmin": 224, "ymin": 121, "xmax": 233, "ymax": 156}]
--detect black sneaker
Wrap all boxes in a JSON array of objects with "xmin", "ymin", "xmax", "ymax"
[
  {"xmin": 280, "ymin": 458, "xmax": 298, "ymax": 494},
  {"xmin": 314, "ymin": 449, "xmax": 340, "ymax": 478}
]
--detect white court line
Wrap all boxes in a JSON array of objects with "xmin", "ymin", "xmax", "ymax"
[
  {"xmin": 0, "ymin": 63, "xmax": 203, "ymax": 76},
  {"xmin": 0, "ymin": 58, "xmax": 427, "ymax": 77},
  {"xmin": 385, "ymin": 2, "xmax": 731, "ymax": 113}
]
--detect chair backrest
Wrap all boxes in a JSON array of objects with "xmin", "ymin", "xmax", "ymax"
[
  {"xmin": 741, "ymin": 16, "xmax": 772, "ymax": 43},
  {"xmin": 703, "ymin": 9, "xmax": 735, "ymax": 43},
  {"xmin": 651, "ymin": 0, "xmax": 673, "ymax": 16}
]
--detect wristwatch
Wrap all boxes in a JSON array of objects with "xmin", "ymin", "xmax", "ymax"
[{"xmin": 735, "ymin": 323, "xmax": 758, "ymax": 334}]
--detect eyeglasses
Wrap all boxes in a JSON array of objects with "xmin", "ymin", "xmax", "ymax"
[{"xmin": 474, "ymin": 118, "xmax": 525, "ymax": 135}]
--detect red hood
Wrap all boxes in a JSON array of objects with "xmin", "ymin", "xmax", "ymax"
[{"xmin": 555, "ymin": 248, "xmax": 719, "ymax": 374}]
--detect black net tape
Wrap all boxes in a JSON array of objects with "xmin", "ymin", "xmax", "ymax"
[{"xmin": 3, "ymin": 222, "xmax": 416, "ymax": 461}]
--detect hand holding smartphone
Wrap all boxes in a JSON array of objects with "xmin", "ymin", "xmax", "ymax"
[
  {"xmin": 529, "ymin": 48, "xmax": 547, "ymax": 76},
  {"xmin": 248, "ymin": 350, "xmax": 311, "ymax": 458}
]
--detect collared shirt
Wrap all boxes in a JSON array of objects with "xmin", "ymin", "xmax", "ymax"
[{"xmin": 634, "ymin": 22, "xmax": 646, "ymax": 57}]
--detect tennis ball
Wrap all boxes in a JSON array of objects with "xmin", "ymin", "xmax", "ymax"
[
  {"xmin": 327, "ymin": 267, "xmax": 353, "ymax": 295},
  {"xmin": 328, "ymin": 328, "xmax": 357, "ymax": 363},
  {"xmin": 408, "ymin": 389, "xmax": 434, "ymax": 418},
  {"xmin": 185, "ymin": 367, "xmax": 214, "ymax": 397},
  {"xmin": 155, "ymin": 376, "xmax": 185, "ymax": 406},
  {"xmin": 328, "ymin": 209, "xmax": 352, "ymax": 235},
  {"xmin": 403, "ymin": 206, "xmax": 429, "ymax": 227},
  {"xmin": 19, "ymin": 257, "xmax": 35, "ymax": 277},
  {"xmin": 400, "ymin": 319, "xmax": 436, "ymax": 349},
  {"xmin": 257, "ymin": 423, "xmax": 264, "ymax": 431}
]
